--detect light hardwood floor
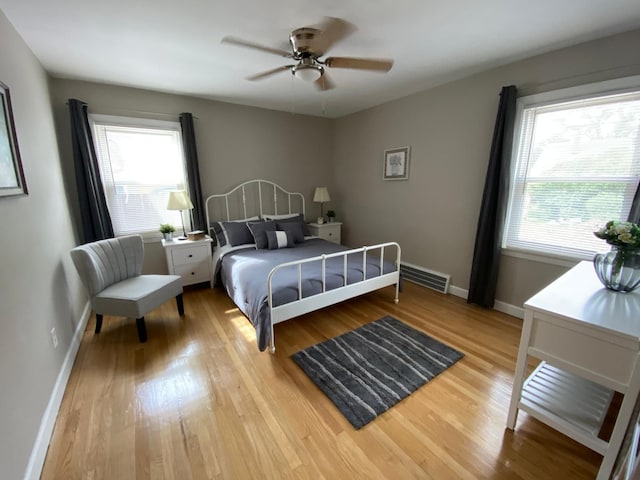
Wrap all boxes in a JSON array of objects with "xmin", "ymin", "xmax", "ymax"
[{"xmin": 41, "ymin": 282, "xmax": 604, "ymax": 479}]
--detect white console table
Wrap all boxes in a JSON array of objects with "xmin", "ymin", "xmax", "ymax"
[{"xmin": 507, "ymin": 261, "xmax": 640, "ymax": 479}]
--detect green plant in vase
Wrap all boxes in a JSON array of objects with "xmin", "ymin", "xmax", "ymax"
[
  {"xmin": 327, "ymin": 210, "xmax": 336, "ymax": 222},
  {"xmin": 593, "ymin": 220, "xmax": 640, "ymax": 292},
  {"xmin": 159, "ymin": 223, "xmax": 176, "ymax": 241}
]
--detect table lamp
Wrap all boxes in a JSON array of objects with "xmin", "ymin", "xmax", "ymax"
[
  {"xmin": 313, "ymin": 187, "xmax": 330, "ymax": 223},
  {"xmin": 167, "ymin": 190, "xmax": 194, "ymax": 240}
]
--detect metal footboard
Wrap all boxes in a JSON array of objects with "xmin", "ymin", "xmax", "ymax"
[{"xmin": 266, "ymin": 242, "xmax": 401, "ymax": 353}]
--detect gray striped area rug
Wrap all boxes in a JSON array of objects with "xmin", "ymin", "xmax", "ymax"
[{"xmin": 291, "ymin": 316, "xmax": 464, "ymax": 429}]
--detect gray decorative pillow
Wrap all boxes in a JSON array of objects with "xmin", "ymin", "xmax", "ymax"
[
  {"xmin": 276, "ymin": 222, "xmax": 304, "ymax": 243},
  {"xmin": 211, "ymin": 222, "xmax": 227, "ymax": 246},
  {"xmin": 213, "ymin": 216, "xmax": 261, "ymax": 247},
  {"xmin": 274, "ymin": 213, "xmax": 310, "ymax": 236},
  {"xmin": 223, "ymin": 219, "xmax": 263, "ymax": 246},
  {"xmin": 266, "ymin": 230, "xmax": 295, "ymax": 249},
  {"xmin": 247, "ymin": 221, "xmax": 276, "ymax": 249}
]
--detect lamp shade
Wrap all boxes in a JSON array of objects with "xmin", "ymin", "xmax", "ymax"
[
  {"xmin": 313, "ymin": 187, "xmax": 331, "ymax": 203},
  {"xmin": 166, "ymin": 190, "xmax": 194, "ymax": 210}
]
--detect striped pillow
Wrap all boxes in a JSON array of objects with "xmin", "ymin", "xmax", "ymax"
[{"xmin": 266, "ymin": 230, "xmax": 295, "ymax": 249}]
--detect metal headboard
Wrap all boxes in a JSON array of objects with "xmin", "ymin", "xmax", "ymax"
[{"xmin": 205, "ymin": 179, "xmax": 306, "ymax": 226}]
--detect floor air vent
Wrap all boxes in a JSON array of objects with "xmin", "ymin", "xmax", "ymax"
[{"xmin": 400, "ymin": 262, "xmax": 450, "ymax": 294}]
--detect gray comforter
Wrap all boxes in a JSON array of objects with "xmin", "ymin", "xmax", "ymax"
[{"xmin": 216, "ymin": 238, "xmax": 397, "ymax": 351}]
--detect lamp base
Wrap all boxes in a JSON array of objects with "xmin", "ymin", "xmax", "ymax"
[{"xmin": 177, "ymin": 236, "xmax": 188, "ymax": 241}]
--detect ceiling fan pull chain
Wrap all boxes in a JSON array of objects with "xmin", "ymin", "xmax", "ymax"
[{"xmin": 290, "ymin": 72, "xmax": 296, "ymax": 115}]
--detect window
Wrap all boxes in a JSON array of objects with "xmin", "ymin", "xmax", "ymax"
[
  {"xmin": 504, "ymin": 77, "xmax": 640, "ymax": 260},
  {"xmin": 91, "ymin": 115, "xmax": 188, "ymax": 237}
]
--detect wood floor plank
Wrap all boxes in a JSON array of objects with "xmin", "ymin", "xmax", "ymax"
[{"xmin": 41, "ymin": 282, "xmax": 604, "ymax": 479}]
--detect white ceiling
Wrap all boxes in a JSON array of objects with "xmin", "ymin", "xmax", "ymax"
[{"xmin": 1, "ymin": 0, "xmax": 640, "ymax": 118}]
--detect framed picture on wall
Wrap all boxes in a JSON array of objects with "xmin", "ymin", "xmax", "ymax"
[
  {"xmin": 383, "ymin": 146, "xmax": 410, "ymax": 181},
  {"xmin": 0, "ymin": 81, "xmax": 27, "ymax": 197}
]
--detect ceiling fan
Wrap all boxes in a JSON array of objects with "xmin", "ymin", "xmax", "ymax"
[{"xmin": 222, "ymin": 17, "xmax": 393, "ymax": 91}]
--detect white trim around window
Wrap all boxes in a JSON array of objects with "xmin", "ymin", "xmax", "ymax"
[
  {"xmin": 503, "ymin": 75, "xmax": 640, "ymax": 264},
  {"xmin": 89, "ymin": 114, "xmax": 189, "ymax": 239}
]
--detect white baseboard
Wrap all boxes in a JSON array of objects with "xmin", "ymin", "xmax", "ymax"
[
  {"xmin": 494, "ymin": 300, "xmax": 525, "ymax": 319},
  {"xmin": 448, "ymin": 285, "xmax": 468, "ymax": 299},
  {"xmin": 24, "ymin": 302, "xmax": 91, "ymax": 480},
  {"xmin": 448, "ymin": 284, "xmax": 524, "ymax": 320}
]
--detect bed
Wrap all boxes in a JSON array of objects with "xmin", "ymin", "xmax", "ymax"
[{"xmin": 206, "ymin": 179, "xmax": 401, "ymax": 353}]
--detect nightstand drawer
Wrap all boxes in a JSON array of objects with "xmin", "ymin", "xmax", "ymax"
[
  {"xmin": 162, "ymin": 236, "xmax": 213, "ymax": 288},
  {"xmin": 171, "ymin": 245, "xmax": 209, "ymax": 265},
  {"xmin": 309, "ymin": 223, "xmax": 342, "ymax": 243},
  {"xmin": 175, "ymin": 262, "xmax": 210, "ymax": 285},
  {"xmin": 307, "ymin": 222, "xmax": 342, "ymax": 245},
  {"xmin": 317, "ymin": 225, "xmax": 341, "ymax": 244}
]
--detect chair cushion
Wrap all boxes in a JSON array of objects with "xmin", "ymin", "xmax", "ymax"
[{"xmin": 93, "ymin": 274, "xmax": 182, "ymax": 319}]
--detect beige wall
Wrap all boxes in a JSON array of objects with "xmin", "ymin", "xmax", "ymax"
[
  {"xmin": 49, "ymin": 79, "xmax": 335, "ymax": 273},
  {"xmin": 334, "ymin": 28, "xmax": 640, "ymax": 308},
  {"xmin": 0, "ymin": 10, "xmax": 85, "ymax": 480}
]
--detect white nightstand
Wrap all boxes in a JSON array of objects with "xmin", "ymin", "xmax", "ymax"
[
  {"xmin": 307, "ymin": 222, "xmax": 342, "ymax": 244},
  {"xmin": 162, "ymin": 236, "xmax": 213, "ymax": 287}
]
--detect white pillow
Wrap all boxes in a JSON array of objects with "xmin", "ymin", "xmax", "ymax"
[
  {"xmin": 262, "ymin": 213, "xmax": 300, "ymax": 220},
  {"xmin": 231, "ymin": 215, "xmax": 260, "ymax": 222}
]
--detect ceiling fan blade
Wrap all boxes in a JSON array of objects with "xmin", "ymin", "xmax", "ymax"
[
  {"xmin": 314, "ymin": 72, "xmax": 335, "ymax": 91},
  {"xmin": 222, "ymin": 36, "xmax": 292, "ymax": 58},
  {"xmin": 314, "ymin": 17, "xmax": 356, "ymax": 54},
  {"xmin": 325, "ymin": 57, "xmax": 393, "ymax": 72},
  {"xmin": 247, "ymin": 65, "xmax": 293, "ymax": 81}
]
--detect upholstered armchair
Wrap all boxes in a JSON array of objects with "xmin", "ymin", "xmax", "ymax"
[{"xmin": 70, "ymin": 235, "xmax": 184, "ymax": 342}]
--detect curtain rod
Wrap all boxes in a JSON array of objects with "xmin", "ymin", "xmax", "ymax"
[{"xmin": 64, "ymin": 102, "xmax": 199, "ymax": 119}]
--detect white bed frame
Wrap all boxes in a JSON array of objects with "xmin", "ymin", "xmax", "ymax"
[{"xmin": 205, "ymin": 179, "xmax": 401, "ymax": 353}]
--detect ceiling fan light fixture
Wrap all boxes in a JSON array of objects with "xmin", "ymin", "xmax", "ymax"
[
  {"xmin": 223, "ymin": 17, "xmax": 394, "ymax": 90},
  {"xmin": 293, "ymin": 65, "xmax": 322, "ymax": 82}
]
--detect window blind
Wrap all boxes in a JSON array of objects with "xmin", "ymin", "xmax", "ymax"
[
  {"xmin": 504, "ymin": 90, "xmax": 640, "ymax": 259},
  {"xmin": 92, "ymin": 118, "xmax": 188, "ymax": 237}
]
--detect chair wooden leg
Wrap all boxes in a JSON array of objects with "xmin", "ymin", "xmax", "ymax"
[
  {"xmin": 176, "ymin": 293, "xmax": 184, "ymax": 316},
  {"xmin": 95, "ymin": 314, "xmax": 103, "ymax": 334},
  {"xmin": 136, "ymin": 317, "xmax": 147, "ymax": 343}
]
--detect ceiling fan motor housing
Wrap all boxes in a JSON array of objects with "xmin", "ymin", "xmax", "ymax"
[{"xmin": 290, "ymin": 28, "xmax": 321, "ymax": 58}]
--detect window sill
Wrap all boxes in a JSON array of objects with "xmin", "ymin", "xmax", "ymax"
[
  {"xmin": 115, "ymin": 232, "xmax": 164, "ymax": 243},
  {"xmin": 502, "ymin": 248, "xmax": 587, "ymax": 269},
  {"xmin": 142, "ymin": 233, "xmax": 164, "ymax": 244}
]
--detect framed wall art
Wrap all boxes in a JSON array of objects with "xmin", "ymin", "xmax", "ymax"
[
  {"xmin": 0, "ymin": 81, "xmax": 27, "ymax": 197},
  {"xmin": 383, "ymin": 146, "xmax": 410, "ymax": 181}
]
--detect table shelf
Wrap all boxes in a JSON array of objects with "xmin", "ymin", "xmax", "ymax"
[
  {"xmin": 507, "ymin": 262, "xmax": 640, "ymax": 479},
  {"xmin": 520, "ymin": 362, "xmax": 613, "ymax": 454}
]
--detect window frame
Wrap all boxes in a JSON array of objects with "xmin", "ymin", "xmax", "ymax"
[
  {"xmin": 89, "ymin": 114, "xmax": 189, "ymax": 241},
  {"xmin": 503, "ymin": 75, "xmax": 640, "ymax": 264}
]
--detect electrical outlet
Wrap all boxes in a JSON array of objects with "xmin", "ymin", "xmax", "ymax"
[{"xmin": 50, "ymin": 328, "xmax": 58, "ymax": 349}]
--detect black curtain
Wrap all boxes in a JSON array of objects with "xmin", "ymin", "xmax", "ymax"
[
  {"xmin": 627, "ymin": 127, "xmax": 640, "ymax": 222},
  {"xmin": 628, "ymin": 185, "xmax": 640, "ymax": 224},
  {"xmin": 68, "ymin": 98, "xmax": 114, "ymax": 243},
  {"xmin": 467, "ymin": 86, "xmax": 517, "ymax": 307},
  {"xmin": 180, "ymin": 113, "xmax": 205, "ymax": 231}
]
